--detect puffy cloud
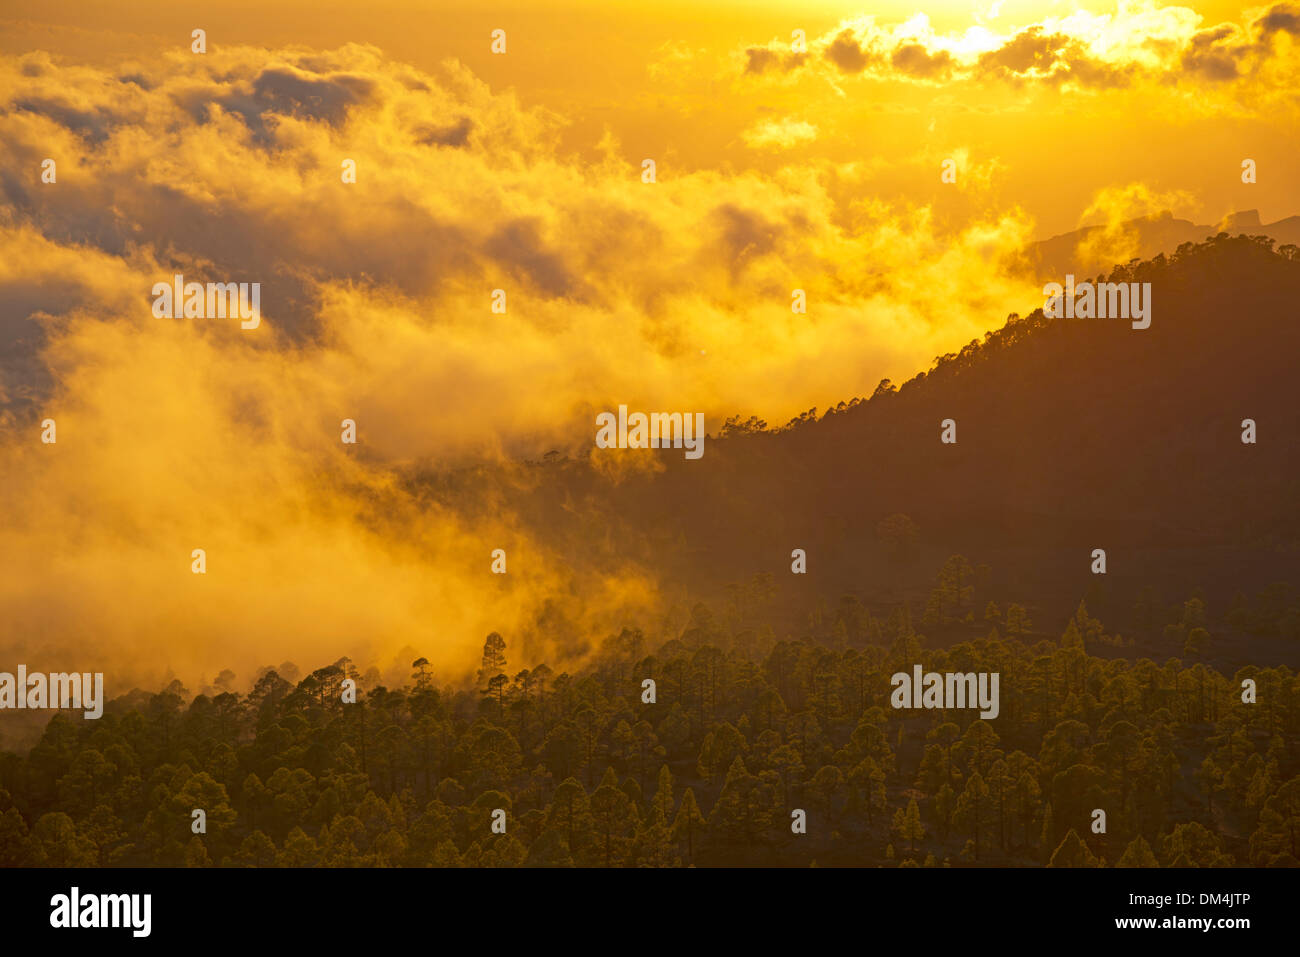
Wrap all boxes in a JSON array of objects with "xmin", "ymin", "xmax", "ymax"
[
  {"xmin": 733, "ymin": 2, "xmax": 1300, "ymax": 100},
  {"xmin": 1073, "ymin": 183, "xmax": 1200, "ymax": 273},
  {"xmin": 890, "ymin": 44, "xmax": 955, "ymax": 79},
  {"xmin": 741, "ymin": 116, "xmax": 818, "ymax": 149},
  {"xmin": 1256, "ymin": 2, "xmax": 1300, "ymax": 36},
  {"xmin": 1181, "ymin": 25, "xmax": 1248, "ymax": 80},
  {"xmin": 976, "ymin": 26, "xmax": 1071, "ymax": 76},
  {"xmin": 825, "ymin": 30, "xmax": 875, "ymax": 74},
  {"xmin": 742, "ymin": 46, "xmax": 809, "ymax": 76},
  {"xmin": 0, "ymin": 42, "xmax": 1050, "ymax": 688}
]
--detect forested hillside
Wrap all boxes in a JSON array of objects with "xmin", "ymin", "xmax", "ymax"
[
  {"xmin": 431, "ymin": 234, "xmax": 1300, "ymax": 657},
  {"xmin": 2, "ymin": 236, "xmax": 1296, "ymax": 868},
  {"xmin": 1, "ymin": 554, "xmax": 1296, "ymax": 867}
]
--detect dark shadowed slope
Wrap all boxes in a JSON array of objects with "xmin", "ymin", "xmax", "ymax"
[{"xmin": 425, "ymin": 235, "xmax": 1300, "ymax": 659}]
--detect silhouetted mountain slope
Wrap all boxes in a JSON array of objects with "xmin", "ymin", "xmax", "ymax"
[
  {"xmin": 428, "ymin": 235, "xmax": 1300, "ymax": 661},
  {"xmin": 1026, "ymin": 209, "xmax": 1300, "ymax": 278}
]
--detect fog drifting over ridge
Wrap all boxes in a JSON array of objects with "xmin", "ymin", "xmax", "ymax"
[{"xmin": 0, "ymin": 37, "xmax": 1287, "ymax": 694}]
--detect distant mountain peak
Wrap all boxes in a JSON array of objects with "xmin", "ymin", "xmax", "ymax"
[
  {"xmin": 1219, "ymin": 209, "xmax": 1263, "ymax": 231},
  {"xmin": 1027, "ymin": 207, "xmax": 1298, "ymax": 277}
]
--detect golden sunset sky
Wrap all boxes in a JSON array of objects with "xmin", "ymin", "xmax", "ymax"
[
  {"xmin": 7, "ymin": 0, "xmax": 1298, "ymax": 234},
  {"xmin": 0, "ymin": 0, "xmax": 1296, "ymax": 689}
]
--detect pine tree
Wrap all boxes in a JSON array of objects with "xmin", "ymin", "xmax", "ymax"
[
  {"xmin": 953, "ymin": 772, "xmax": 990, "ymax": 861},
  {"xmin": 525, "ymin": 828, "xmax": 576, "ymax": 867},
  {"xmin": 1039, "ymin": 802, "xmax": 1055, "ymax": 862},
  {"xmin": 184, "ymin": 835, "xmax": 211, "ymax": 867},
  {"xmin": 634, "ymin": 805, "xmax": 681, "ymax": 868},
  {"xmin": 934, "ymin": 782, "xmax": 955, "ymax": 838},
  {"xmin": 652, "ymin": 764, "xmax": 675, "ymax": 823},
  {"xmin": 672, "ymin": 787, "xmax": 706, "ymax": 865},
  {"xmin": 1048, "ymin": 828, "xmax": 1098, "ymax": 867},
  {"xmin": 1116, "ymin": 835, "xmax": 1158, "ymax": 867},
  {"xmin": 1005, "ymin": 603, "xmax": 1032, "ymax": 638},
  {"xmin": 891, "ymin": 798, "xmax": 925, "ymax": 852},
  {"xmin": 278, "ymin": 826, "xmax": 321, "ymax": 867},
  {"xmin": 477, "ymin": 632, "xmax": 507, "ymax": 690},
  {"xmin": 589, "ymin": 768, "xmax": 636, "ymax": 867}
]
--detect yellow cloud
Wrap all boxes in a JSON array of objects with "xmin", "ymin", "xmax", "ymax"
[
  {"xmin": 741, "ymin": 116, "xmax": 819, "ymax": 149},
  {"xmin": 739, "ymin": 1, "xmax": 1300, "ymax": 105},
  {"xmin": 0, "ymin": 35, "xmax": 1223, "ymax": 691}
]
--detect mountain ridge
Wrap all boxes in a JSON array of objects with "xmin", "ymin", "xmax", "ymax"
[
  {"xmin": 1026, "ymin": 208, "xmax": 1300, "ymax": 278},
  {"xmin": 430, "ymin": 233, "xmax": 1300, "ymax": 666}
]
